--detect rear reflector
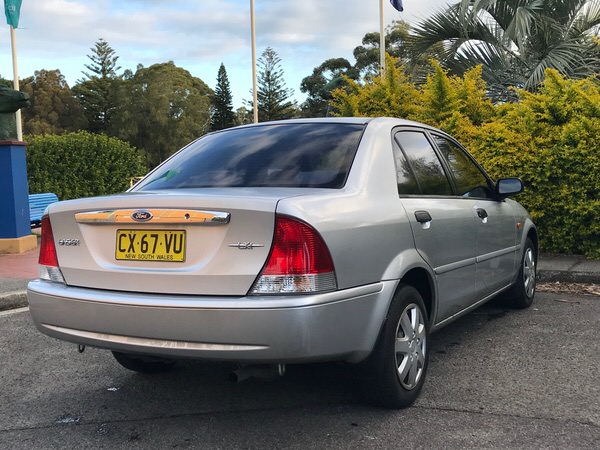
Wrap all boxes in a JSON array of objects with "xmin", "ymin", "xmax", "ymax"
[
  {"xmin": 39, "ymin": 215, "xmax": 64, "ymax": 283},
  {"xmin": 250, "ymin": 216, "xmax": 337, "ymax": 294}
]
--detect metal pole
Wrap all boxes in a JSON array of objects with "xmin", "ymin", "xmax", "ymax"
[
  {"xmin": 379, "ymin": 0, "xmax": 385, "ymax": 78},
  {"xmin": 10, "ymin": 26, "xmax": 23, "ymax": 141},
  {"xmin": 250, "ymin": 0, "xmax": 258, "ymax": 123}
]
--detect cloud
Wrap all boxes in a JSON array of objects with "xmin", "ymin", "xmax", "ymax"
[{"xmin": 3, "ymin": 0, "xmax": 449, "ymax": 105}]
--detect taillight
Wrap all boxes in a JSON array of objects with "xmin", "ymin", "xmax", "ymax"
[
  {"xmin": 39, "ymin": 215, "xmax": 64, "ymax": 283},
  {"xmin": 39, "ymin": 216, "xmax": 58, "ymax": 266},
  {"xmin": 250, "ymin": 216, "xmax": 337, "ymax": 294}
]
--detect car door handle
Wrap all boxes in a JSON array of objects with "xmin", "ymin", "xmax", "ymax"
[
  {"xmin": 414, "ymin": 210, "xmax": 432, "ymax": 223},
  {"xmin": 476, "ymin": 208, "xmax": 488, "ymax": 219}
]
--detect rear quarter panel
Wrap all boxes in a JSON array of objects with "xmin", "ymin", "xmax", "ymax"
[{"xmin": 276, "ymin": 119, "xmax": 424, "ymax": 290}]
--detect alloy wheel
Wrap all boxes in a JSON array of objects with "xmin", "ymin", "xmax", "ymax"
[
  {"xmin": 394, "ymin": 303, "xmax": 427, "ymax": 390},
  {"xmin": 523, "ymin": 247, "xmax": 536, "ymax": 298}
]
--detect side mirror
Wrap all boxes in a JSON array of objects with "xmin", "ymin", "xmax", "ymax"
[{"xmin": 495, "ymin": 178, "xmax": 523, "ymax": 199}]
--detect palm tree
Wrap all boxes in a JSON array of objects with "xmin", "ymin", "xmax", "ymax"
[{"xmin": 410, "ymin": 0, "xmax": 600, "ymax": 101}]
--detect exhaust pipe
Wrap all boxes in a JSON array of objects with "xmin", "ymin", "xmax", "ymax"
[{"xmin": 229, "ymin": 364, "xmax": 286, "ymax": 383}]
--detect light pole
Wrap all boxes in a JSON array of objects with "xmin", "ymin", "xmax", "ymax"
[
  {"xmin": 250, "ymin": 0, "xmax": 258, "ymax": 123},
  {"xmin": 379, "ymin": 0, "xmax": 385, "ymax": 78}
]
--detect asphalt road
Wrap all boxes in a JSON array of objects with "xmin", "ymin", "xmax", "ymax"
[{"xmin": 1, "ymin": 292, "xmax": 598, "ymax": 449}]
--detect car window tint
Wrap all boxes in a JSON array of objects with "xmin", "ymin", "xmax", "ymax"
[
  {"xmin": 433, "ymin": 136, "xmax": 492, "ymax": 198},
  {"xmin": 136, "ymin": 123, "xmax": 365, "ymax": 190},
  {"xmin": 392, "ymin": 142, "xmax": 420, "ymax": 195},
  {"xmin": 394, "ymin": 131, "xmax": 452, "ymax": 195}
]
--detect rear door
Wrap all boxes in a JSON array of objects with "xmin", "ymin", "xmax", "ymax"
[
  {"xmin": 430, "ymin": 134, "xmax": 518, "ymax": 295},
  {"xmin": 393, "ymin": 129, "xmax": 478, "ymax": 323}
]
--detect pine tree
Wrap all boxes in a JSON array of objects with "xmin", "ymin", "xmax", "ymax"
[
  {"xmin": 73, "ymin": 38, "xmax": 122, "ymax": 133},
  {"xmin": 84, "ymin": 38, "xmax": 121, "ymax": 79},
  {"xmin": 210, "ymin": 63, "xmax": 236, "ymax": 131},
  {"xmin": 252, "ymin": 47, "xmax": 296, "ymax": 121}
]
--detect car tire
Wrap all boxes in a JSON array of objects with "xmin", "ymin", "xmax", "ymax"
[
  {"xmin": 503, "ymin": 237, "xmax": 537, "ymax": 309},
  {"xmin": 112, "ymin": 351, "xmax": 177, "ymax": 374},
  {"xmin": 362, "ymin": 284, "xmax": 429, "ymax": 409}
]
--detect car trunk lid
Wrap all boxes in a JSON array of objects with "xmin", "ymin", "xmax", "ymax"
[{"xmin": 47, "ymin": 190, "xmax": 293, "ymax": 296}]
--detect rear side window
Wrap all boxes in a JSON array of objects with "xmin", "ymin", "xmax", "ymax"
[
  {"xmin": 433, "ymin": 136, "xmax": 493, "ymax": 198},
  {"xmin": 394, "ymin": 131, "xmax": 452, "ymax": 195},
  {"xmin": 392, "ymin": 141, "xmax": 420, "ymax": 195},
  {"xmin": 135, "ymin": 123, "xmax": 365, "ymax": 190}
]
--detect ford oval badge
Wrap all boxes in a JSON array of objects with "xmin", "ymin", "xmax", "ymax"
[{"xmin": 131, "ymin": 210, "xmax": 153, "ymax": 222}]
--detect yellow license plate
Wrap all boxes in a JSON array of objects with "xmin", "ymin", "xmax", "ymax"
[{"xmin": 115, "ymin": 229, "xmax": 186, "ymax": 262}]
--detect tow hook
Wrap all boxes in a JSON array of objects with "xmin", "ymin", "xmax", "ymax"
[{"xmin": 77, "ymin": 344, "xmax": 85, "ymax": 353}]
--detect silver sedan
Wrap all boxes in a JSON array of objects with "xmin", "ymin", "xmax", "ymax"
[{"xmin": 28, "ymin": 117, "xmax": 537, "ymax": 408}]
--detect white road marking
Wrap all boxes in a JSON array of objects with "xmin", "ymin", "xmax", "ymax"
[{"xmin": 0, "ymin": 306, "xmax": 29, "ymax": 317}]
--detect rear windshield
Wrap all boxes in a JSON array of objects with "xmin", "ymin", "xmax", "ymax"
[{"xmin": 135, "ymin": 123, "xmax": 365, "ymax": 190}]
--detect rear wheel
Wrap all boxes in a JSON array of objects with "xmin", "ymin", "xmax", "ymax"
[
  {"xmin": 112, "ymin": 351, "xmax": 176, "ymax": 374},
  {"xmin": 362, "ymin": 284, "xmax": 429, "ymax": 408},
  {"xmin": 503, "ymin": 238, "xmax": 537, "ymax": 309}
]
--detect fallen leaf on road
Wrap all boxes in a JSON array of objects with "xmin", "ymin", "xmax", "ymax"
[{"xmin": 538, "ymin": 282, "xmax": 599, "ymax": 296}]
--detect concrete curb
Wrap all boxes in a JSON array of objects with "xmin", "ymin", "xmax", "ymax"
[
  {"xmin": 537, "ymin": 270, "xmax": 600, "ymax": 284},
  {"xmin": 0, "ymin": 291, "xmax": 28, "ymax": 312},
  {"xmin": 537, "ymin": 253, "xmax": 600, "ymax": 285}
]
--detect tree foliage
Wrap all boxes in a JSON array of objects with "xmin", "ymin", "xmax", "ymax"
[
  {"xmin": 300, "ymin": 20, "xmax": 441, "ymax": 117},
  {"xmin": 210, "ymin": 63, "xmax": 236, "ymax": 131},
  {"xmin": 26, "ymin": 131, "xmax": 146, "ymax": 200},
  {"xmin": 252, "ymin": 47, "xmax": 296, "ymax": 121},
  {"xmin": 353, "ymin": 20, "xmax": 412, "ymax": 76},
  {"xmin": 112, "ymin": 62, "xmax": 213, "ymax": 168},
  {"xmin": 22, "ymin": 39, "xmax": 214, "ymax": 169},
  {"xmin": 331, "ymin": 57, "xmax": 599, "ymax": 257},
  {"xmin": 20, "ymin": 69, "xmax": 87, "ymax": 135},
  {"xmin": 330, "ymin": 55, "xmax": 421, "ymax": 119},
  {"xmin": 235, "ymin": 106, "xmax": 253, "ymax": 125},
  {"xmin": 410, "ymin": 0, "xmax": 600, "ymax": 101},
  {"xmin": 417, "ymin": 62, "xmax": 495, "ymax": 128},
  {"xmin": 72, "ymin": 39, "xmax": 122, "ymax": 133},
  {"xmin": 300, "ymin": 58, "xmax": 358, "ymax": 117}
]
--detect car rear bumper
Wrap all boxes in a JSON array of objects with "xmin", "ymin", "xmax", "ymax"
[{"xmin": 27, "ymin": 280, "xmax": 395, "ymax": 364}]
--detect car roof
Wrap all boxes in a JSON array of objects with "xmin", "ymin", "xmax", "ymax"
[{"xmin": 216, "ymin": 117, "xmax": 442, "ymax": 133}]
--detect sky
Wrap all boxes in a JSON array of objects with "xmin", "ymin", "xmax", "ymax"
[{"xmin": 0, "ymin": 0, "xmax": 449, "ymax": 108}]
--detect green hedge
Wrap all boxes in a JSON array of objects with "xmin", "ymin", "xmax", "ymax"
[
  {"xmin": 26, "ymin": 131, "xmax": 147, "ymax": 200},
  {"xmin": 461, "ymin": 73, "xmax": 600, "ymax": 258}
]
